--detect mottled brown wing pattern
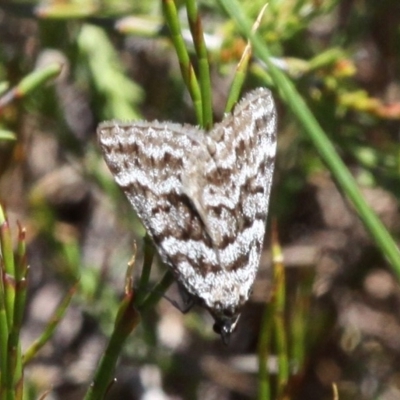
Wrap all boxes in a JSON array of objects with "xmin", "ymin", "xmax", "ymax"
[{"xmin": 97, "ymin": 88, "xmax": 277, "ymax": 339}]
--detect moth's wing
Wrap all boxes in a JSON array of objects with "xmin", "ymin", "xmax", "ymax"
[
  {"xmin": 190, "ymin": 88, "xmax": 277, "ymax": 279},
  {"xmin": 97, "ymin": 121, "xmax": 219, "ymax": 296},
  {"xmin": 173, "ymin": 88, "xmax": 277, "ymax": 319}
]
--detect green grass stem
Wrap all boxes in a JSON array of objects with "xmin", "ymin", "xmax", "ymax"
[
  {"xmin": 185, "ymin": 0, "xmax": 213, "ymax": 128},
  {"xmin": 162, "ymin": 0, "xmax": 203, "ymax": 124}
]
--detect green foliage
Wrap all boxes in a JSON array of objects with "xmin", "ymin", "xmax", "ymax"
[{"xmin": 0, "ymin": 0, "xmax": 399, "ymax": 399}]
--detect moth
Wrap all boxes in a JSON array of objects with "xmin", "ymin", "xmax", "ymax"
[{"xmin": 97, "ymin": 88, "xmax": 277, "ymax": 343}]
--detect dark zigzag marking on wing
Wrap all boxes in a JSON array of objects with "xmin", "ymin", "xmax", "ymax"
[{"xmin": 117, "ymin": 172, "xmax": 269, "ymax": 249}]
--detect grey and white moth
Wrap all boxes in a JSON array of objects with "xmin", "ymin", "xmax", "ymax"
[{"xmin": 97, "ymin": 88, "xmax": 277, "ymax": 343}]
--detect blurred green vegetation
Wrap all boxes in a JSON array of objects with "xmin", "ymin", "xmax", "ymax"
[{"xmin": 0, "ymin": 0, "xmax": 400, "ymax": 399}]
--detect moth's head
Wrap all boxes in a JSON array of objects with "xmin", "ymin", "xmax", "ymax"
[
  {"xmin": 203, "ymin": 284, "xmax": 252, "ymax": 344},
  {"xmin": 210, "ymin": 306, "xmax": 241, "ymax": 345}
]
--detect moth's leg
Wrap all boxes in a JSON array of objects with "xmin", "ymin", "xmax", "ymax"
[
  {"xmin": 139, "ymin": 281, "xmax": 195, "ymax": 313},
  {"xmin": 176, "ymin": 282, "xmax": 196, "ymax": 313}
]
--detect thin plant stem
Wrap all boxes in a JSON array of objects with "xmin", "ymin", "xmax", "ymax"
[
  {"xmin": 290, "ymin": 272, "xmax": 312, "ymax": 375},
  {"xmin": 0, "ymin": 205, "xmax": 9, "ymax": 398},
  {"xmin": 84, "ymin": 267, "xmax": 140, "ymax": 400},
  {"xmin": 162, "ymin": 0, "xmax": 203, "ymax": 124},
  {"xmin": 185, "ymin": 0, "xmax": 213, "ymax": 129},
  {"xmin": 135, "ymin": 235, "xmax": 154, "ymax": 304},
  {"xmin": 0, "ymin": 63, "xmax": 61, "ymax": 112},
  {"xmin": 226, "ymin": 4, "xmax": 268, "ymax": 113},
  {"xmin": 271, "ymin": 231, "xmax": 288, "ymax": 397},
  {"xmin": 7, "ymin": 225, "xmax": 28, "ymax": 400},
  {"xmin": 0, "ymin": 217, "xmax": 15, "ymax": 328},
  {"xmin": 23, "ymin": 283, "xmax": 78, "ymax": 365},
  {"xmin": 137, "ymin": 270, "xmax": 175, "ymax": 312},
  {"xmin": 257, "ymin": 298, "xmax": 273, "ymax": 400}
]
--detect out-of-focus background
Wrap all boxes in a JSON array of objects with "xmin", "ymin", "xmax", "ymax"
[{"xmin": 1, "ymin": 1, "xmax": 400, "ymax": 399}]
